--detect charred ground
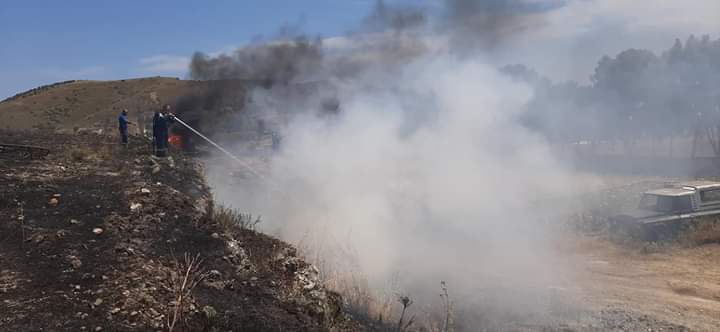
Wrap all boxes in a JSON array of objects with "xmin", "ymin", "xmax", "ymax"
[{"xmin": 0, "ymin": 130, "xmax": 360, "ymax": 331}]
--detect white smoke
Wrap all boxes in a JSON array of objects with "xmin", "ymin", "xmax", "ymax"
[
  {"xmin": 195, "ymin": 1, "xmax": 720, "ymax": 328},
  {"xmin": 207, "ymin": 55, "xmax": 582, "ymax": 327}
]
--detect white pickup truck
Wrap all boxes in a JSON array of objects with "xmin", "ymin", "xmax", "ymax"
[{"xmin": 611, "ymin": 181, "xmax": 720, "ymax": 240}]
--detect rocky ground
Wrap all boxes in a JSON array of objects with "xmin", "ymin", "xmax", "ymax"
[{"xmin": 0, "ymin": 130, "xmax": 360, "ymax": 331}]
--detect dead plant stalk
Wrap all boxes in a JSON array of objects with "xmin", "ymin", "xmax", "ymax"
[
  {"xmin": 397, "ymin": 295, "xmax": 415, "ymax": 332},
  {"xmin": 17, "ymin": 201, "xmax": 25, "ymax": 249},
  {"xmin": 167, "ymin": 253, "xmax": 209, "ymax": 332}
]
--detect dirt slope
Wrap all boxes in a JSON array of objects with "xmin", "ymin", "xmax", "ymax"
[
  {"xmin": 0, "ymin": 78, "xmax": 201, "ymax": 130},
  {"xmin": 0, "ymin": 130, "xmax": 360, "ymax": 331}
]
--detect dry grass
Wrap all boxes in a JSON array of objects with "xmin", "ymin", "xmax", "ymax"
[
  {"xmin": 295, "ymin": 230, "xmax": 404, "ymax": 327},
  {"xmin": 211, "ymin": 205, "xmax": 261, "ymax": 231},
  {"xmin": 679, "ymin": 218, "xmax": 720, "ymax": 246},
  {"xmin": 67, "ymin": 144, "xmax": 114, "ymax": 163},
  {"xmin": 0, "ymin": 77, "xmax": 195, "ymax": 130},
  {"xmin": 295, "ymin": 230, "xmax": 461, "ymax": 332},
  {"xmin": 602, "ymin": 217, "xmax": 720, "ymax": 254}
]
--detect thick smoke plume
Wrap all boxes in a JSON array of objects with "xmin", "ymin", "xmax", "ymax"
[
  {"xmin": 362, "ymin": 0, "xmax": 427, "ymax": 32},
  {"xmin": 191, "ymin": 0, "xmax": 718, "ymax": 329},
  {"xmin": 440, "ymin": 0, "xmax": 560, "ymax": 52},
  {"xmin": 207, "ymin": 58, "xmax": 580, "ymax": 328},
  {"xmin": 190, "ymin": 35, "xmax": 323, "ymax": 84},
  {"xmin": 188, "ymin": 0, "xmax": 560, "ymax": 84},
  {"xmin": 191, "ymin": 1, "xmax": 593, "ymax": 329}
]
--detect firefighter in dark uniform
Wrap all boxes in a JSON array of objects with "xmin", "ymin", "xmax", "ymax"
[{"xmin": 153, "ymin": 105, "xmax": 175, "ymax": 157}]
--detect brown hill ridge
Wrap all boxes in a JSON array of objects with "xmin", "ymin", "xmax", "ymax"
[{"xmin": 0, "ymin": 78, "xmax": 201, "ymax": 131}]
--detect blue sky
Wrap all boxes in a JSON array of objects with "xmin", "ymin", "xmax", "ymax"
[
  {"xmin": 0, "ymin": 0, "xmax": 390, "ymax": 99},
  {"xmin": 2, "ymin": 1, "xmax": 719, "ymax": 99}
]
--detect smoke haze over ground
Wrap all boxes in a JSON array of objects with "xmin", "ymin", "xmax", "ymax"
[
  {"xmin": 207, "ymin": 58, "xmax": 580, "ymax": 327},
  {"xmin": 193, "ymin": 0, "xmax": 720, "ymax": 328}
]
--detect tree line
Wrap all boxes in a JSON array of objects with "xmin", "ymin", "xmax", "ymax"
[{"xmin": 504, "ymin": 35, "xmax": 720, "ymax": 145}]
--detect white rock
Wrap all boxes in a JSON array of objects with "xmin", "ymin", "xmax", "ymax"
[
  {"xmin": 130, "ymin": 203, "xmax": 142, "ymax": 211},
  {"xmin": 67, "ymin": 255, "xmax": 82, "ymax": 269}
]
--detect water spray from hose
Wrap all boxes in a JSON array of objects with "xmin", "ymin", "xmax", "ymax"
[{"xmin": 172, "ymin": 115, "xmax": 265, "ymax": 179}]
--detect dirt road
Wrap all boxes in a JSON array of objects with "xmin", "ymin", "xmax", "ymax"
[{"xmin": 570, "ymin": 237, "xmax": 720, "ymax": 331}]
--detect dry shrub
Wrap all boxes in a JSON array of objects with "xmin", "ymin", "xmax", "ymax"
[
  {"xmin": 293, "ymin": 230, "xmax": 459, "ymax": 331},
  {"xmin": 295, "ymin": 230, "xmax": 400, "ymax": 324},
  {"xmin": 606, "ymin": 222, "xmax": 644, "ymax": 247},
  {"xmin": 638, "ymin": 241, "xmax": 669, "ymax": 254},
  {"xmin": 607, "ymin": 228, "xmax": 671, "ymax": 254},
  {"xmin": 295, "ymin": 232, "xmax": 460, "ymax": 331},
  {"xmin": 69, "ymin": 148, "xmax": 91, "ymax": 162},
  {"xmin": 679, "ymin": 218, "xmax": 720, "ymax": 246},
  {"xmin": 212, "ymin": 205, "xmax": 261, "ymax": 232},
  {"xmin": 167, "ymin": 253, "xmax": 209, "ymax": 332},
  {"xmin": 396, "ymin": 295, "xmax": 415, "ymax": 332}
]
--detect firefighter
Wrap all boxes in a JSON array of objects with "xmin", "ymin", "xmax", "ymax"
[
  {"xmin": 153, "ymin": 105, "xmax": 175, "ymax": 157},
  {"xmin": 271, "ymin": 131, "xmax": 282, "ymax": 151},
  {"xmin": 118, "ymin": 109, "xmax": 135, "ymax": 146},
  {"xmin": 152, "ymin": 110, "xmax": 160, "ymax": 154}
]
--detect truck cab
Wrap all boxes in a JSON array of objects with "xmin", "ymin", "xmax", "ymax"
[
  {"xmin": 638, "ymin": 188, "xmax": 696, "ymax": 214},
  {"xmin": 679, "ymin": 181, "xmax": 720, "ymax": 210},
  {"xmin": 611, "ymin": 181, "xmax": 720, "ymax": 240}
]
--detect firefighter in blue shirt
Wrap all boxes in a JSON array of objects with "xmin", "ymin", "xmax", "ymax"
[{"xmin": 118, "ymin": 109, "xmax": 135, "ymax": 146}]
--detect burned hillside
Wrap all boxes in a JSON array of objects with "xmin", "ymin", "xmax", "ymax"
[{"xmin": 0, "ymin": 130, "xmax": 360, "ymax": 331}]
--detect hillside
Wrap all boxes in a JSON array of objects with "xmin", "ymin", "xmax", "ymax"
[
  {"xmin": 0, "ymin": 130, "xmax": 361, "ymax": 331},
  {"xmin": 0, "ymin": 78, "xmax": 202, "ymax": 131}
]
